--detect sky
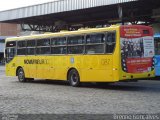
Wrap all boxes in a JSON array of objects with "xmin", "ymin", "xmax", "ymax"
[{"xmin": 0, "ymin": 0, "xmax": 57, "ymax": 11}]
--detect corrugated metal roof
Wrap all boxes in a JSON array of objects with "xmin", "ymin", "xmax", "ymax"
[{"xmin": 0, "ymin": 0, "xmax": 137, "ymax": 21}]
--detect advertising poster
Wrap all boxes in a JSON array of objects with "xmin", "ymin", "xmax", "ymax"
[{"xmin": 120, "ymin": 26, "xmax": 154, "ymax": 73}]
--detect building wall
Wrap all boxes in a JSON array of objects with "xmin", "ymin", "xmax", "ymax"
[
  {"xmin": 0, "ymin": 23, "xmax": 20, "ymax": 36},
  {"xmin": 0, "ymin": 23, "xmax": 21, "ymax": 63}
]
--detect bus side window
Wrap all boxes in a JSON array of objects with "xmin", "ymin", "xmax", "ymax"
[
  {"xmin": 106, "ymin": 32, "xmax": 116, "ymax": 53},
  {"xmin": 67, "ymin": 36, "xmax": 84, "ymax": 54},
  {"xmin": 27, "ymin": 40, "xmax": 36, "ymax": 55},
  {"xmin": 37, "ymin": 39, "xmax": 50, "ymax": 46},
  {"xmin": 18, "ymin": 41, "xmax": 26, "ymax": 47},
  {"xmin": 37, "ymin": 38, "xmax": 51, "ymax": 54},
  {"xmin": 86, "ymin": 34, "xmax": 104, "ymax": 54},
  {"xmin": 51, "ymin": 47, "xmax": 67, "ymax": 54},
  {"xmin": 51, "ymin": 37, "xmax": 66, "ymax": 46},
  {"xmin": 17, "ymin": 40, "xmax": 26, "ymax": 55},
  {"xmin": 17, "ymin": 48, "xmax": 26, "ymax": 55},
  {"xmin": 37, "ymin": 47, "xmax": 51, "ymax": 54},
  {"xmin": 51, "ymin": 37, "xmax": 67, "ymax": 54}
]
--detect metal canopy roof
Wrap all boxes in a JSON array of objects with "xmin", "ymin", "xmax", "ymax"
[
  {"xmin": 0, "ymin": 0, "xmax": 136, "ymax": 21},
  {"xmin": 0, "ymin": 0, "xmax": 159, "ymax": 32}
]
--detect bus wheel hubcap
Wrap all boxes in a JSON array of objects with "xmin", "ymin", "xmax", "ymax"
[
  {"xmin": 19, "ymin": 70, "xmax": 24, "ymax": 81},
  {"xmin": 71, "ymin": 73, "xmax": 78, "ymax": 84}
]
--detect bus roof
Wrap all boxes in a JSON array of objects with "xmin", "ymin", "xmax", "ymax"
[
  {"xmin": 5, "ymin": 25, "xmax": 152, "ymax": 41},
  {"xmin": 5, "ymin": 25, "xmax": 121, "ymax": 41},
  {"xmin": 154, "ymin": 34, "xmax": 160, "ymax": 38}
]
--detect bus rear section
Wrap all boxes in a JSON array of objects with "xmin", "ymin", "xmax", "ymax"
[{"xmin": 120, "ymin": 25, "xmax": 155, "ymax": 80}]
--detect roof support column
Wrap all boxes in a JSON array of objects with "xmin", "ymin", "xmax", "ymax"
[{"xmin": 118, "ymin": 4, "xmax": 124, "ymax": 25}]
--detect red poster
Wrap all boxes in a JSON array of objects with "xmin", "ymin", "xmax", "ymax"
[
  {"xmin": 126, "ymin": 58, "xmax": 152, "ymax": 73},
  {"xmin": 120, "ymin": 25, "xmax": 154, "ymax": 73}
]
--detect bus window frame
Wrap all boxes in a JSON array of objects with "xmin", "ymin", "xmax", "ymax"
[
  {"xmin": 67, "ymin": 35, "xmax": 85, "ymax": 55},
  {"xmin": 36, "ymin": 46, "xmax": 51, "ymax": 55},
  {"xmin": 105, "ymin": 31, "xmax": 116, "ymax": 55},
  {"xmin": 26, "ymin": 39, "xmax": 36, "ymax": 56},
  {"xmin": 17, "ymin": 40, "xmax": 27, "ymax": 56},
  {"xmin": 85, "ymin": 32, "xmax": 105, "ymax": 55},
  {"xmin": 36, "ymin": 38, "xmax": 51, "ymax": 55},
  {"xmin": 17, "ymin": 40, "xmax": 26, "ymax": 48},
  {"xmin": 51, "ymin": 37, "xmax": 67, "ymax": 55},
  {"xmin": 14, "ymin": 30, "xmax": 117, "ymax": 56},
  {"xmin": 37, "ymin": 38, "xmax": 51, "ymax": 47}
]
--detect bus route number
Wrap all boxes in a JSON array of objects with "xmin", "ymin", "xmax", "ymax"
[{"xmin": 101, "ymin": 59, "xmax": 110, "ymax": 65}]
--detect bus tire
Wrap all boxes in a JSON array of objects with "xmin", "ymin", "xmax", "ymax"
[
  {"xmin": 17, "ymin": 68, "xmax": 27, "ymax": 82},
  {"xmin": 68, "ymin": 69, "xmax": 80, "ymax": 87}
]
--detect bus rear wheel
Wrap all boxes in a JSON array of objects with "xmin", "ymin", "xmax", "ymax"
[
  {"xmin": 68, "ymin": 69, "xmax": 80, "ymax": 87},
  {"xmin": 17, "ymin": 68, "xmax": 26, "ymax": 82}
]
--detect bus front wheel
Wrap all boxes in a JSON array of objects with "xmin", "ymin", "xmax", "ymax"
[
  {"xmin": 17, "ymin": 68, "xmax": 27, "ymax": 82},
  {"xmin": 68, "ymin": 69, "xmax": 80, "ymax": 87}
]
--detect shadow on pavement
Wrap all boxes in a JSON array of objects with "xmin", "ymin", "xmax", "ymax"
[{"xmin": 12, "ymin": 79, "xmax": 160, "ymax": 92}]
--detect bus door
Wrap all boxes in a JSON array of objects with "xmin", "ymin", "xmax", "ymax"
[
  {"xmin": 5, "ymin": 41, "xmax": 16, "ymax": 76},
  {"xmin": 154, "ymin": 36, "xmax": 160, "ymax": 76}
]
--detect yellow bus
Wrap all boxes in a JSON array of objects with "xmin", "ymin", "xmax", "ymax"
[{"xmin": 5, "ymin": 25, "xmax": 155, "ymax": 87}]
